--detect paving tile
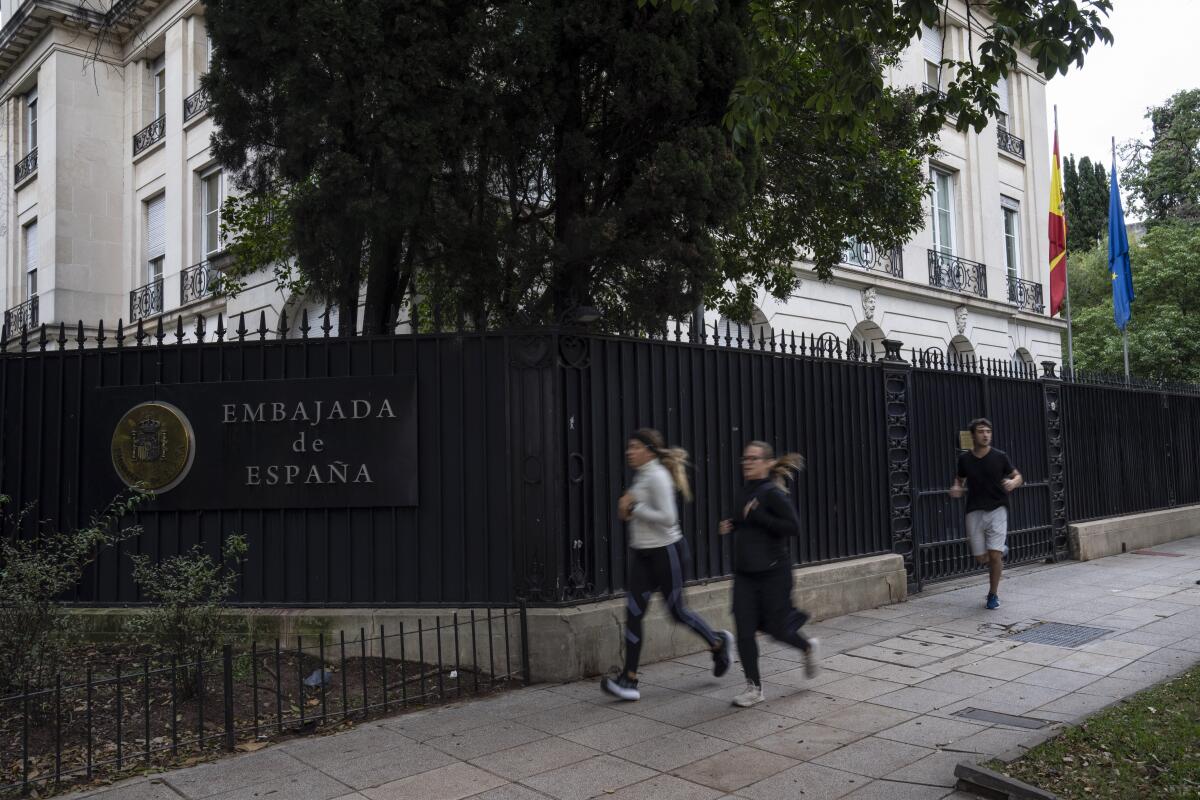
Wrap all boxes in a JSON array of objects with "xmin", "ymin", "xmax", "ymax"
[
  {"xmin": 812, "ymin": 701, "xmax": 920, "ymax": 734},
  {"xmin": 826, "ymin": 615, "xmax": 888, "ymax": 632},
  {"xmin": 812, "ymin": 736, "xmax": 935, "ymax": 778},
  {"xmin": 1014, "ymin": 667, "xmax": 1102, "ymax": 692},
  {"xmin": 958, "ymin": 684, "xmax": 1071, "ymax": 716},
  {"xmin": 1033, "ymin": 692, "xmax": 1118, "ymax": 720},
  {"xmin": 611, "ymin": 728, "xmax": 734, "ymax": 772},
  {"xmin": 281, "ymin": 725, "xmax": 416, "ymax": 768},
  {"xmin": 873, "ymin": 637, "xmax": 965, "ymax": 659},
  {"xmin": 944, "ymin": 726, "xmax": 1046, "ymax": 756},
  {"xmin": 819, "ymin": 675, "xmax": 908, "ymax": 702},
  {"xmin": 759, "ymin": 690, "xmax": 858, "ymax": 721},
  {"xmin": 465, "ymin": 785, "xmax": 555, "ymax": 800},
  {"xmin": 362, "ymin": 762, "xmax": 506, "ymax": 800},
  {"xmin": 821, "ymin": 654, "xmax": 886, "ymax": 674},
  {"xmin": 857, "ymin": 620, "xmax": 925, "ymax": 637},
  {"xmin": 164, "ymin": 751, "xmax": 310, "ymax": 798},
  {"xmin": 955, "ymin": 657, "xmax": 1041, "ymax": 681},
  {"xmin": 887, "ymin": 750, "xmax": 978, "ymax": 788},
  {"xmin": 843, "ymin": 779, "xmax": 957, "ymax": 799},
  {"xmin": 561, "ymin": 713, "xmax": 677, "ymax": 752},
  {"xmin": 1076, "ymin": 675, "xmax": 1156, "ymax": 698},
  {"xmin": 860, "ymin": 664, "xmax": 939, "ymax": 685},
  {"xmin": 468, "ymin": 736, "xmax": 599, "ymax": 780},
  {"xmin": 515, "ymin": 701, "xmax": 625, "ymax": 734},
  {"xmin": 633, "ymin": 693, "xmax": 735, "ymax": 727},
  {"xmin": 671, "ymin": 744, "xmax": 798, "ymax": 792},
  {"xmin": 869, "ymin": 687, "xmax": 958, "ymax": 714},
  {"xmin": 691, "ymin": 707, "xmax": 799, "ymax": 744},
  {"xmin": 1167, "ymin": 637, "xmax": 1200, "ymax": 653},
  {"xmin": 1050, "ymin": 651, "xmax": 1134, "ymax": 676},
  {"xmin": 519, "ymin": 755, "xmax": 656, "ymax": 800},
  {"xmin": 469, "ymin": 688, "xmax": 581, "ymax": 719},
  {"xmin": 383, "ymin": 706, "xmax": 504, "ymax": 741},
  {"xmin": 846, "ymin": 645, "xmax": 941, "ymax": 668},
  {"xmin": 750, "ymin": 721, "xmax": 865, "ymax": 760},
  {"xmin": 911, "ymin": 671, "xmax": 1004, "ymax": 698},
  {"xmin": 206, "ymin": 771, "xmax": 353, "ymax": 800},
  {"xmin": 72, "ymin": 781, "xmax": 184, "ymax": 800},
  {"xmin": 900, "ymin": 630, "xmax": 989, "ymax": 649},
  {"xmin": 636, "ymin": 660, "xmax": 707, "ymax": 685},
  {"xmin": 876, "ymin": 715, "xmax": 986, "ymax": 749},
  {"xmin": 426, "ymin": 720, "xmax": 547, "ymax": 760},
  {"xmin": 1138, "ymin": 647, "xmax": 1200, "ymax": 668},
  {"xmin": 738, "ymin": 761, "xmax": 868, "ymax": 800},
  {"xmin": 317, "ymin": 739, "xmax": 458, "ymax": 789},
  {"xmin": 602, "ymin": 774, "xmax": 724, "ymax": 800},
  {"xmin": 766, "ymin": 665, "xmax": 850, "ymax": 689}
]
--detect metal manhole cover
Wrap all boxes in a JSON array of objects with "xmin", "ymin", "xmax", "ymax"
[
  {"xmin": 952, "ymin": 708, "xmax": 1052, "ymax": 730},
  {"xmin": 1005, "ymin": 622, "xmax": 1112, "ymax": 648}
]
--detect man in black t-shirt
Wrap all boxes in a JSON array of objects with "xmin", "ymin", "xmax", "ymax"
[{"xmin": 949, "ymin": 417, "xmax": 1023, "ymax": 609}]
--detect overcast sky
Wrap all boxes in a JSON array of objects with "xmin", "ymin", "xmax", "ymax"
[{"xmin": 1045, "ymin": 0, "xmax": 1200, "ymax": 174}]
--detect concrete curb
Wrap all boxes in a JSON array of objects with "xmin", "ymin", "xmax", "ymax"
[{"xmin": 953, "ymin": 761, "xmax": 1060, "ymax": 799}]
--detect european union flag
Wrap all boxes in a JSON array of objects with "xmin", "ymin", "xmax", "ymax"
[{"xmin": 1108, "ymin": 154, "xmax": 1134, "ymax": 330}]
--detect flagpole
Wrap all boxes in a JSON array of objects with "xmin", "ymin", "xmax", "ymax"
[
  {"xmin": 1114, "ymin": 135, "xmax": 1129, "ymax": 384},
  {"xmin": 1058, "ymin": 106, "xmax": 1075, "ymax": 378}
]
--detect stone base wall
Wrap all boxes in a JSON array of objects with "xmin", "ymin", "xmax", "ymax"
[{"xmin": 1069, "ymin": 505, "xmax": 1200, "ymax": 561}]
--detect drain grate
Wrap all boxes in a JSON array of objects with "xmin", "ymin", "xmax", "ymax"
[
  {"xmin": 952, "ymin": 707, "xmax": 1052, "ymax": 730},
  {"xmin": 1005, "ymin": 621, "xmax": 1112, "ymax": 648}
]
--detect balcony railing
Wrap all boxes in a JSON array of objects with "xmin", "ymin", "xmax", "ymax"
[
  {"xmin": 997, "ymin": 127, "xmax": 1025, "ymax": 159},
  {"xmin": 927, "ymin": 250, "xmax": 987, "ymax": 298},
  {"xmin": 183, "ymin": 86, "xmax": 210, "ymax": 122},
  {"xmin": 132, "ymin": 115, "xmax": 166, "ymax": 156},
  {"xmin": 130, "ymin": 277, "xmax": 164, "ymax": 321},
  {"xmin": 14, "ymin": 147, "xmax": 37, "ymax": 183},
  {"xmin": 3, "ymin": 296, "xmax": 38, "ymax": 335},
  {"xmin": 921, "ymin": 82, "xmax": 947, "ymax": 101},
  {"xmin": 1008, "ymin": 275, "xmax": 1045, "ymax": 314},
  {"xmin": 842, "ymin": 241, "xmax": 903, "ymax": 279},
  {"xmin": 181, "ymin": 260, "xmax": 213, "ymax": 305}
]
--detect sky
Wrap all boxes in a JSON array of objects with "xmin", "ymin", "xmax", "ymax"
[{"xmin": 1045, "ymin": 0, "xmax": 1200, "ymax": 173}]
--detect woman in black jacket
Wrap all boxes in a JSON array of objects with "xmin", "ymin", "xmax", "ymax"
[{"xmin": 719, "ymin": 440, "xmax": 819, "ymax": 707}]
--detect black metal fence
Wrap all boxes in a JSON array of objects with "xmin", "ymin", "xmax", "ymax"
[
  {"xmin": 0, "ymin": 605, "xmax": 528, "ymax": 796},
  {"xmin": 1, "ymin": 316, "xmax": 1198, "ymax": 607}
]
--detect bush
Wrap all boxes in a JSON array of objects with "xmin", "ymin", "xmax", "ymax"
[
  {"xmin": 0, "ymin": 491, "xmax": 148, "ymax": 694},
  {"xmin": 128, "ymin": 533, "xmax": 248, "ymax": 676}
]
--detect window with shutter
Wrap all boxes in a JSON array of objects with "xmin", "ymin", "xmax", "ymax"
[
  {"xmin": 202, "ymin": 170, "xmax": 223, "ymax": 257},
  {"xmin": 146, "ymin": 195, "xmax": 166, "ymax": 282},
  {"xmin": 922, "ymin": 24, "xmax": 943, "ymax": 89},
  {"xmin": 23, "ymin": 220, "xmax": 37, "ymax": 299},
  {"xmin": 997, "ymin": 73, "xmax": 1010, "ymax": 128}
]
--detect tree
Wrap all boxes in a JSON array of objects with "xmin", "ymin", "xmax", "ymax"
[
  {"xmin": 1068, "ymin": 222, "xmax": 1200, "ymax": 382},
  {"xmin": 1124, "ymin": 89, "xmax": 1200, "ymax": 225},
  {"xmin": 1063, "ymin": 154, "xmax": 1108, "ymax": 253},
  {"xmin": 205, "ymin": 0, "xmax": 1113, "ymax": 332}
]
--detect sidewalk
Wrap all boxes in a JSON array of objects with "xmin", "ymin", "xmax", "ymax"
[{"xmin": 67, "ymin": 538, "xmax": 1200, "ymax": 800}]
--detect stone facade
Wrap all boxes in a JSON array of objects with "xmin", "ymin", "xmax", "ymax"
[{"xmin": 0, "ymin": 0, "xmax": 1063, "ymax": 364}]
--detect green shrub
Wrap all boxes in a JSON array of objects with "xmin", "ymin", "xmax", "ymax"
[{"xmin": 0, "ymin": 491, "xmax": 148, "ymax": 693}]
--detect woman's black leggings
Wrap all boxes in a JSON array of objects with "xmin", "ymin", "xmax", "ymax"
[
  {"xmin": 733, "ymin": 565, "xmax": 811, "ymax": 686},
  {"xmin": 623, "ymin": 539, "xmax": 720, "ymax": 676}
]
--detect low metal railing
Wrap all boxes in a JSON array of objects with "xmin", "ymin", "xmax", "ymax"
[
  {"xmin": 180, "ymin": 261, "xmax": 213, "ymax": 305},
  {"xmin": 183, "ymin": 87, "xmax": 209, "ymax": 122},
  {"xmin": 132, "ymin": 115, "xmax": 166, "ymax": 156},
  {"xmin": 843, "ymin": 241, "xmax": 904, "ymax": 278},
  {"xmin": 1008, "ymin": 275, "xmax": 1044, "ymax": 313},
  {"xmin": 130, "ymin": 277, "xmax": 164, "ymax": 321},
  {"xmin": 14, "ymin": 148, "xmax": 37, "ymax": 183},
  {"xmin": 3, "ymin": 296, "xmax": 38, "ymax": 334},
  {"xmin": 927, "ymin": 250, "xmax": 987, "ymax": 298},
  {"xmin": 997, "ymin": 127, "xmax": 1025, "ymax": 159}
]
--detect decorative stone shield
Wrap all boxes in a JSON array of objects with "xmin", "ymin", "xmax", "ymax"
[{"xmin": 111, "ymin": 401, "xmax": 195, "ymax": 492}]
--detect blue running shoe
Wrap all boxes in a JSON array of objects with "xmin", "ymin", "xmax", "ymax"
[{"xmin": 986, "ymin": 594, "xmax": 1000, "ymax": 610}]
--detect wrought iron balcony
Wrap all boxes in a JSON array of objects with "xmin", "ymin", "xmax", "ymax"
[
  {"xmin": 1008, "ymin": 275, "xmax": 1045, "ymax": 314},
  {"xmin": 14, "ymin": 148, "xmax": 37, "ymax": 183},
  {"xmin": 927, "ymin": 250, "xmax": 987, "ymax": 298},
  {"xmin": 921, "ymin": 82, "xmax": 947, "ymax": 101},
  {"xmin": 997, "ymin": 126, "xmax": 1025, "ymax": 159},
  {"xmin": 132, "ymin": 114, "xmax": 166, "ymax": 156},
  {"xmin": 4, "ymin": 296, "xmax": 38, "ymax": 334},
  {"xmin": 842, "ymin": 241, "xmax": 903, "ymax": 279},
  {"xmin": 183, "ymin": 86, "xmax": 210, "ymax": 122},
  {"xmin": 130, "ymin": 277, "xmax": 164, "ymax": 321},
  {"xmin": 181, "ymin": 261, "xmax": 213, "ymax": 305}
]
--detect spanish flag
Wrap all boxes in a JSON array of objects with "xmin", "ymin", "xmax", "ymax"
[{"xmin": 1048, "ymin": 126, "xmax": 1067, "ymax": 316}]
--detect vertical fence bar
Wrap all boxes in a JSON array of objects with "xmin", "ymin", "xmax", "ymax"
[
  {"xmin": 359, "ymin": 627, "xmax": 368, "ymax": 718},
  {"xmin": 487, "ymin": 609, "xmax": 495, "ymax": 688},
  {"xmin": 143, "ymin": 658, "xmax": 151, "ymax": 764},
  {"xmin": 196, "ymin": 654, "xmax": 204, "ymax": 749},
  {"xmin": 319, "ymin": 633, "xmax": 327, "ymax": 724},
  {"xmin": 435, "ymin": 616, "xmax": 445, "ymax": 699},
  {"xmin": 86, "ymin": 668, "xmax": 93, "ymax": 779},
  {"xmin": 274, "ymin": 639, "xmax": 283, "ymax": 735},
  {"xmin": 21, "ymin": 681, "xmax": 29, "ymax": 792},
  {"xmin": 116, "ymin": 662, "xmax": 124, "ymax": 769},
  {"xmin": 339, "ymin": 631, "xmax": 348, "ymax": 720},
  {"xmin": 417, "ymin": 620, "xmax": 426, "ymax": 702},
  {"xmin": 380, "ymin": 625, "xmax": 389, "ymax": 713},
  {"xmin": 470, "ymin": 610, "xmax": 479, "ymax": 695},
  {"xmin": 296, "ymin": 635, "xmax": 305, "ymax": 727},
  {"xmin": 170, "ymin": 656, "xmax": 178, "ymax": 756},
  {"xmin": 453, "ymin": 613, "xmax": 462, "ymax": 698},
  {"xmin": 251, "ymin": 642, "xmax": 260, "ymax": 740},
  {"xmin": 223, "ymin": 645, "xmax": 235, "ymax": 750},
  {"xmin": 399, "ymin": 623, "xmax": 408, "ymax": 707},
  {"xmin": 54, "ymin": 675, "xmax": 62, "ymax": 786},
  {"xmin": 503, "ymin": 608, "xmax": 512, "ymax": 682},
  {"xmin": 520, "ymin": 600, "xmax": 531, "ymax": 685}
]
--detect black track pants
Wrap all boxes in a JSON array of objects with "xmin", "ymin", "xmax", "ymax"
[{"xmin": 733, "ymin": 565, "xmax": 810, "ymax": 686}]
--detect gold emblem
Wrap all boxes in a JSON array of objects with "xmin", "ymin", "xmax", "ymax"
[{"xmin": 111, "ymin": 402, "xmax": 195, "ymax": 492}]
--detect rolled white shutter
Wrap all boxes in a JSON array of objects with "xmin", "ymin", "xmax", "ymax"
[
  {"xmin": 997, "ymin": 73, "xmax": 1010, "ymax": 116},
  {"xmin": 922, "ymin": 24, "xmax": 943, "ymax": 64},
  {"xmin": 23, "ymin": 221, "xmax": 37, "ymax": 274},
  {"xmin": 146, "ymin": 195, "xmax": 166, "ymax": 260}
]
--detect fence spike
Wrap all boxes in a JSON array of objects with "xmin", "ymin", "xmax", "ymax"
[
  {"xmin": 214, "ymin": 313, "xmax": 225, "ymax": 343},
  {"xmin": 115, "ymin": 319, "xmax": 126, "ymax": 348},
  {"xmin": 135, "ymin": 318, "xmax": 146, "ymax": 346},
  {"xmin": 257, "ymin": 310, "xmax": 267, "ymax": 340},
  {"xmin": 674, "ymin": 317, "xmax": 681, "ymax": 342},
  {"xmin": 301, "ymin": 308, "xmax": 310, "ymax": 339},
  {"xmin": 278, "ymin": 308, "xmax": 289, "ymax": 339},
  {"xmin": 237, "ymin": 312, "xmax": 247, "ymax": 341},
  {"xmin": 97, "ymin": 320, "xmax": 107, "ymax": 348},
  {"xmin": 37, "ymin": 323, "xmax": 47, "ymax": 352},
  {"xmin": 175, "ymin": 316, "xmax": 185, "ymax": 345},
  {"xmin": 155, "ymin": 316, "xmax": 166, "ymax": 346},
  {"xmin": 57, "ymin": 321, "xmax": 66, "ymax": 350},
  {"xmin": 195, "ymin": 314, "xmax": 206, "ymax": 342},
  {"xmin": 322, "ymin": 305, "xmax": 333, "ymax": 338},
  {"xmin": 0, "ymin": 321, "xmax": 7, "ymax": 348}
]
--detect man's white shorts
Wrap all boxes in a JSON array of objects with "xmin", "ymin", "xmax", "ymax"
[{"xmin": 965, "ymin": 507, "xmax": 1008, "ymax": 556}]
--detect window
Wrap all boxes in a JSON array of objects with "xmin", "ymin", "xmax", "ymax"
[
  {"xmin": 201, "ymin": 169, "xmax": 224, "ymax": 257},
  {"xmin": 145, "ymin": 194, "xmax": 166, "ymax": 284},
  {"xmin": 922, "ymin": 23, "xmax": 943, "ymax": 89},
  {"xmin": 23, "ymin": 221, "xmax": 37, "ymax": 300},
  {"xmin": 25, "ymin": 88, "xmax": 37, "ymax": 154},
  {"xmin": 931, "ymin": 168, "xmax": 955, "ymax": 255},
  {"xmin": 152, "ymin": 55, "xmax": 166, "ymax": 120},
  {"xmin": 997, "ymin": 73, "xmax": 1010, "ymax": 129},
  {"xmin": 1002, "ymin": 198, "xmax": 1020, "ymax": 282}
]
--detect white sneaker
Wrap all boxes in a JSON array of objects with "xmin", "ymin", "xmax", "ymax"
[
  {"xmin": 732, "ymin": 681, "xmax": 764, "ymax": 707},
  {"xmin": 804, "ymin": 638, "xmax": 821, "ymax": 679}
]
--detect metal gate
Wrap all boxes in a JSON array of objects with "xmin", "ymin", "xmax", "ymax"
[{"xmin": 908, "ymin": 361, "xmax": 1054, "ymax": 585}]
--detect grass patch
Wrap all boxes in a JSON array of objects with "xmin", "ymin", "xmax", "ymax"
[{"xmin": 985, "ymin": 665, "xmax": 1200, "ymax": 799}]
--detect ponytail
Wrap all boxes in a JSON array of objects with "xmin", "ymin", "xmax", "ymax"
[
  {"xmin": 747, "ymin": 440, "xmax": 805, "ymax": 492},
  {"xmin": 632, "ymin": 427, "xmax": 693, "ymax": 502}
]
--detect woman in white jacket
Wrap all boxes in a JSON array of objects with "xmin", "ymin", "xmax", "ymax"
[{"xmin": 601, "ymin": 428, "xmax": 734, "ymax": 701}]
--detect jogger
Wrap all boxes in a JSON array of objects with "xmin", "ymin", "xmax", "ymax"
[
  {"xmin": 602, "ymin": 428, "xmax": 734, "ymax": 701},
  {"xmin": 720, "ymin": 440, "xmax": 819, "ymax": 707}
]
